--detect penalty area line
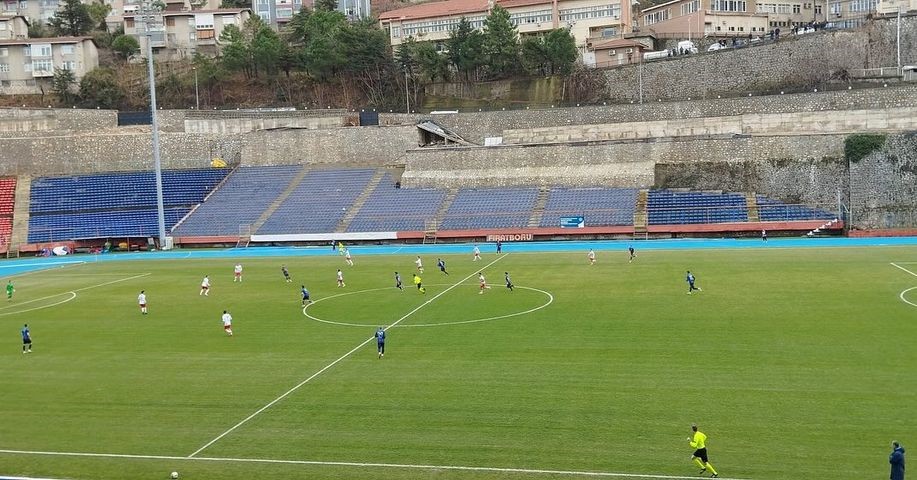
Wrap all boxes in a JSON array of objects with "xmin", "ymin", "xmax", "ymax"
[
  {"xmin": 187, "ymin": 255, "xmax": 509, "ymax": 458},
  {"xmin": 890, "ymin": 263, "xmax": 917, "ymax": 278},
  {"xmin": 0, "ymin": 449, "xmax": 751, "ymax": 480}
]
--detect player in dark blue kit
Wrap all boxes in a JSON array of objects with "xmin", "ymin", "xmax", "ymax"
[
  {"xmin": 394, "ymin": 272, "xmax": 404, "ymax": 291},
  {"xmin": 686, "ymin": 271, "xmax": 702, "ymax": 294},
  {"xmin": 301, "ymin": 285, "xmax": 311, "ymax": 306},
  {"xmin": 628, "ymin": 245, "xmax": 636, "ymax": 263},
  {"xmin": 21, "ymin": 324, "xmax": 31, "ymax": 353},
  {"xmin": 504, "ymin": 272, "xmax": 514, "ymax": 291},
  {"xmin": 375, "ymin": 326, "xmax": 386, "ymax": 358},
  {"xmin": 437, "ymin": 258, "xmax": 449, "ymax": 275}
]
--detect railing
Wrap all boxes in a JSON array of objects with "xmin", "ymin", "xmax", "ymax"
[
  {"xmin": 28, "ymin": 226, "xmax": 159, "ymax": 242},
  {"xmin": 851, "ymin": 67, "xmax": 902, "ymax": 78},
  {"xmin": 647, "ymin": 203, "xmax": 837, "ymax": 224}
]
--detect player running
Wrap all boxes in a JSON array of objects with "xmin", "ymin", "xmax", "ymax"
[
  {"xmin": 6, "ymin": 280, "xmax": 14, "ymax": 301},
  {"xmin": 336, "ymin": 269, "xmax": 346, "ymax": 288},
  {"xmin": 21, "ymin": 324, "xmax": 31, "ymax": 353},
  {"xmin": 301, "ymin": 285, "xmax": 311, "ymax": 306},
  {"xmin": 688, "ymin": 424, "xmax": 718, "ymax": 478},
  {"xmin": 375, "ymin": 326, "xmax": 386, "ymax": 358},
  {"xmin": 504, "ymin": 272, "xmax": 514, "ymax": 291},
  {"xmin": 473, "ymin": 244, "xmax": 481, "ymax": 261},
  {"xmin": 478, "ymin": 272, "xmax": 490, "ymax": 294},
  {"xmin": 437, "ymin": 258, "xmax": 449, "ymax": 275},
  {"xmin": 686, "ymin": 271, "xmax": 702, "ymax": 294},
  {"xmin": 415, "ymin": 256, "xmax": 424, "ymax": 273},
  {"xmin": 344, "ymin": 249, "xmax": 354, "ymax": 266},
  {"xmin": 199, "ymin": 275, "xmax": 210, "ymax": 296},
  {"xmin": 413, "ymin": 273, "xmax": 425, "ymax": 294},
  {"xmin": 221, "ymin": 310, "xmax": 233, "ymax": 336},
  {"xmin": 234, "ymin": 263, "xmax": 243, "ymax": 282},
  {"xmin": 281, "ymin": 265, "xmax": 292, "ymax": 283},
  {"xmin": 138, "ymin": 290, "xmax": 148, "ymax": 314},
  {"xmin": 628, "ymin": 246, "xmax": 636, "ymax": 263},
  {"xmin": 588, "ymin": 249, "xmax": 596, "ymax": 265},
  {"xmin": 394, "ymin": 272, "xmax": 404, "ymax": 291}
]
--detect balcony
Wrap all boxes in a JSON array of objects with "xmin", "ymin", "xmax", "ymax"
[
  {"xmin": 149, "ymin": 32, "xmax": 166, "ymax": 47},
  {"xmin": 196, "ymin": 29, "xmax": 215, "ymax": 45}
]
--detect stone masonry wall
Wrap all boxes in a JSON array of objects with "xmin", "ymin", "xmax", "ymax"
[
  {"xmin": 0, "ymin": 108, "xmax": 116, "ymax": 135},
  {"xmin": 379, "ymin": 84, "xmax": 917, "ymax": 143},
  {"xmin": 240, "ymin": 125, "xmax": 417, "ymax": 167},
  {"xmin": 602, "ymin": 15, "xmax": 917, "ymax": 103},
  {"xmin": 850, "ymin": 133, "xmax": 917, "ymax": 228}
]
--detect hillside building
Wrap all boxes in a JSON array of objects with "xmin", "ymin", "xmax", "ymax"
[
  {"xmin": 0, "ymin": 36, "xmax": 98, "ymax": 94},
  {"xmin": 124, "ymin": 8, "xmax": 251, "ymax": 61}
]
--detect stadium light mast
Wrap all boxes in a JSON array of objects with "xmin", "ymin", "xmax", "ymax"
[{"xmin": 142, "ymin": 1, "xmax": 167, "ymax": 247}]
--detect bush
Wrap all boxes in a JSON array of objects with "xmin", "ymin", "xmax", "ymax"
[{"xmin": 845, "ymin": 133, "xmax": 886, "ymax": 163}]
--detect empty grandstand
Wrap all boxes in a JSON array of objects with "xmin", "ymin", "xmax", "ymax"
[
  {"xmin": 0, "ymin": 177, "xmax": 16, "ymax": 249},
  {"xmin": 439, "ymin": 187, "xmax": 540, "ymax": 230},
  {"xmin": 346, "ymin": 173, "xmax": 446, "ymax": 232},
  {"xmin": 27, "ymin": 168, "xmax": 228, "ymax": 243}
]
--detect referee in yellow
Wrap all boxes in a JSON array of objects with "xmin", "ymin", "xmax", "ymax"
[{"xmin": 688, "ymin": 423, "xmax": 719, "ymax": 478}]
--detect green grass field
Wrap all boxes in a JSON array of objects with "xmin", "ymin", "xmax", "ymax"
[{"xmin": 0, "ymin": 245, "xmax": 915, "ymax": 480}]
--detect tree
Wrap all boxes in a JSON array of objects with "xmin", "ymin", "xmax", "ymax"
[
  {"xmin": 111, "ymin": 34, "xmax": 140, "ymax": 61},
  {"xmin": 87, "ymin": 0, "xmax": 112, "ymax": 31},
  {"xmin": 520, "ymin": 36, "xmax": 549, "ymax": 75},
  {"xmin": 48, "ymin": 0, "xmax": 95, "ymax": 36},
  {"xmin": 338, "ymin": 18, "xmax": 394, "ymax": 107},
  {"xmin": 78, "ymin": 68, "xmax": 125, "ymax": 109},
  {"xmin": 250, "ymin": 22, "xmax": 282, "ymax": 76},
  {"xmin": 219, "ymin": 25, "xmax": 252, "ymax": 77},
  {"xmin": 51, "ymin": 68, "xmax": 78, "ymax": 106},
  {"xmin": 28, "ymin": 20, "xmax": 53, "ymax": 38},
  {"xmin": 543, "ymin": 28, "xmax": 577, "ymax": 75},
  {"xmin": 481, "ymin": 5, "xmax": 519, "ymax": 79},
  {"xmin": 415, "ymin": 41, "xmax": 449, "ymax": 82},
  {"xmin": 315, "ymin": 0, "xmax": 338, "ymax": 11},
  {"xmin": 448, "ymin": 18, "xmax": 484, "ymax": 82},
  {"xmin": 219, "ymin": 0, "xmax": 251, "ymax": 7}
]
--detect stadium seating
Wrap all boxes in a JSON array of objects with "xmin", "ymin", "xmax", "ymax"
[
  {"xmin": 647, "ymin": 190, "xmax": 748, "ymax": 224},
  {"xmin": 171, "ymin": 165, "xmax": 300, "ymax": 237},
  {"xmin": 346, "ymin": 174, "xmax": 446, "ymax": 232},
  {"xmin": 258, "ymin": 169, "xmax": 377, "ymax": 234},
  {"xmin": 756, "ymin": 195, "xmax": 836, "ymax": 221},
  {"xmin": 0, "ymin": 176, "xmax": 16, "ymax": 248},
  {"xmin": 28, "ymin": 168, "xmax": 228, "ymax": 242},
  {"xmin": 540, "ymin": 187, "xmax": 638, "ymax": 227},
  {"xmin": 439, "ymin": 187, "xmax": 539, "ymax": 230}
]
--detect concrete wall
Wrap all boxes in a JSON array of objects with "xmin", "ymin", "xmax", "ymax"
[
  {"xmin": 402, "ymin": 134, "xmax": 845, "ymax": 189},
  {"xmin": 184, "ymin": 115, "xmax": 345, "ymax": 134},
  {"xmin": 240, "ymin": 126, "xmax": 418, "ymax": 167},
  {"xmin": 380, "ymin": 84, "xmax": 917, "ymax": 143},
  {"xmin": 0, "ymin": 108, "xmax": 117, "ymax": 135}
]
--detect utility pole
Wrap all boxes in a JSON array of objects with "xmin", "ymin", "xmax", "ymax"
[
  {"xmin": 404, "ymin": 67, "xmax": 410, "ymax": 113},
  {"xmin": 897, "ymin": 6, "xmax": 902, "ymax": 73},
  {"xmin": 193, "ymin": 65, "xmax": 200, "ymax": 110},
  {"xmin": 142, "ymin": 1, "xmax": 167, "ymax": 248}
]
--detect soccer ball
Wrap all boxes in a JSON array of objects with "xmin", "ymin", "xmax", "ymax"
[{"xmin": 170, "ymin": 472, "xmax": 179, "ymax": 479}]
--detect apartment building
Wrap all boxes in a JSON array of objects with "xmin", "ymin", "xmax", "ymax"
[
  {"xmin": 585, "ymin": 37, "xmax": 650, "ymax": 66},
  {"xmin": 0, "ymin": 36, "xmax": 98, "ymax": 94},
  {"xmin": 875, "ymin": 0, "xmax": 915, "ymax": 13},
  {"xmin": 0, "ymin": 14, "xmax": 28, "ymax": 39},
  {"xmin": 379, "ymin": 0, "xmax": 631, "ymax": 49},
  {"xmin": 640, "ymin": 0, "xmax": 770, "ymax": 37},
  {"xmin": 0, "ymin": 0, "xmax": 61, "ymax": 23},
  {"xmin": 250, "ymin": 0, "xmax": 369, "ymax": 27},
  {"xmin": 124, "ymin": 8, "xmax": 250, "ymax": 60}
]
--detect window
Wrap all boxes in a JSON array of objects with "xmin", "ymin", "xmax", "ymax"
[
  {"xmin": 61, "ymin": 44, "xmax": 74, "ymax": 55},
  {"xmin": 815, "ymin": 4, "xmax": 822, "ymax": 13},
  {"xmin": 0, "ymin": 47, "xmax": 6, "ymax": 57},
  {"xmin": 32, "ymin": 59, "xmax": 52, "ymax": 73},
  {"xmin": 712, "ymin": 0, "xmax": 746, "ymax": 11},
  {"xmin": 390, "ymin": 26, "xmax": 400, "ymax": 38},
  {"xmin": 643, "ymin": 9, "xmax": 670, "ymax": 25},
  {"xmin": 803, "ymin": 2, "xmax": 812, "ymax": 7},
  {"xmin": 510, "ymin": 9, "xmax": 552, "ymax": 25},
  {"xmin": 559, "ymin": 4, "xmax": 620, "ymax": 21},
  {"xmin": 848, "ymin": 0, "xmax": 875, "ymax": 11},
  {"xmin": 188, "ymin": 32, "xmax": 196, "ymax": 41},
  {"xmin": 793, "ymin": 4, "xmax": 800, "ymax": 12},
  {"xmin": 0, "ymin": 63, "xmax": 9, "ymax": 72},
  {"xmin": 602, "ymin": 27, "xmax": 618, "ymax": 37},
  {"xmin": 402, "ymin": 16, "xmax": 486, "ymax": 37},
  {"xmin": 0, "ymin": 21, "xmax": 7, "ymax": 31},
  {"xmin": 257, "ymin": 11, "xmax": 270, "ymax": 21},
  {"xmin": 22, "ymin": 45, "xmax": 29, "ymax": 56},
  {"xmin": 195, "ymin": 13, "xmax": 214, "ymax": 29},
  {"xmin": 22, "ymin": 62, "xmax": 29, "ymax": 71},
  {"xmin": 32, "ymin": 45, "xmax": 54, "ymax": 58},
  {"xmin": 126, "ymin": 18, "xmax": 134, "ymax": 28},
  {"xmin": 830, "ymin": 2, "xmax": 841, "ymax": 13},
  {"xmin": 166, "ymin": 17, "xmax": 175, "ymax": 26},
  {"xmin": 60, "ymin": 60, "xmax": 75, "ymax": 70},
  {"xmin": 276, "ymin": 7, "xmax": 293, "ymax": 18},
  {"xmin": 738, "ymin": 26, "xmax": 744, "ymax": 30},
  {"xmin": 681, "ymin": 0, "xmax": 700, "ymax": 14},
  {"xmin": 728, "ymin": 25, "xmax": 735, "ymax": 30},
  {"xmin": 221, "ymin": 15, "xmax": 236, "ymax": 25}
]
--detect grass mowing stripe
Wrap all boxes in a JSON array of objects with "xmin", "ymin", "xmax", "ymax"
[
  {"xmin": 187, "ymin": 255, "xmax": 509, "ymax": 458},
  {"xmin": 0, "ymin": 448, "xmax": 751, "ymax": 479}
]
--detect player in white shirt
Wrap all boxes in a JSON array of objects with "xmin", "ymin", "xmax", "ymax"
[
  {"xmin": 337, "ymin": 269, "xmax": 346, "ymax": 287},
  {"xmin": 473, "ymin": 244, "xmax": 481, "ymax": 261},
  {"xmin": 415, "ymin": 256, "xmax": 424, "ymax": 273},
  {"xmin": 200, "ymin": 275, "xmax": 210, "ymax": 296},
  {"xmin": 478, "ymin": 272, "xmax": 490, "ymax": 294},
  {"xmin": 137, "ymin": 290, "xmax": 148, "ymax": 314},
  {"xmin": 588, "ymin": 249, "xmax": 596, "ymax": 265},
  {"xmin": 221, "ymin": 310, "xmax": 233, "ymax": 336},
  {"xmin": 344, "ymin": 249, "xmax": 353, "ymax": 266},
  {"xmin": 234, "ymin": 264, "xmax": 243, "ymax": 282}
]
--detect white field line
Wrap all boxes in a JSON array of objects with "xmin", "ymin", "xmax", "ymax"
[
  {"xmin": 891, "ymin": 262, "xmax": 917, "ymax": 277},
  {"xmin": 0, "ymin": 273, "xmax": 151, "ymax": 313},
  {"xmin": 188, "ymin": 255, "xmax": 509, "ymax": 458},
  {"xmin": 0, "ymin": 449, "xmax": 750, "ymax": 480}
]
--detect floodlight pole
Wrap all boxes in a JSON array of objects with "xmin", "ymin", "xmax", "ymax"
[{"xmin": 144, "ymin": 2, "xmax": 167, "ymax": 247}]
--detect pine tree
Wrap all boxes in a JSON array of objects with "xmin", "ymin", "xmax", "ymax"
[
  {"xmin": 481, "ymin": 5, "xmax": 519, "ymax": 79},
  {"xmin": 48, "ymin": 0, "xmax": 95, "ymax": 36}
]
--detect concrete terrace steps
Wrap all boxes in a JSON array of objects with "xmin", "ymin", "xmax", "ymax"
[
  {"xmin": 745, "ymin": 192, "xmax": 760, "ymax": 222},
  {"xmin": 335, "ymin": 170, "xmax": 388, "ymax": 233},
  {"xmin": 250, "ymin": 165, "xmax": 312, "ymax": 235},
  {"xmin": 9, "ymin": 175, "xmax": 31, "ymax": 252},
  {"xmin": 633, "ymin": 189, "xmax": 649, "ymax": 232},
  {"xmin": 527, "ymin": 187, "xmax": 551, "ymax": 228},
  {"xmin": 431, "ymin": 187, "xmax": 460, "ymax": 230}
]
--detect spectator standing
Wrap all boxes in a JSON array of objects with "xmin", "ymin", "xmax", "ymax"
[{"xmin": 890, "ymin": 441, "xmax": 906, "ymax": 480}]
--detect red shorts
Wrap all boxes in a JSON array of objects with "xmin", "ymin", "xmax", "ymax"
[
  {"xmin": 201, "ymin": 286, "xmax": 209, "ymax": 290},
  {"xmin": 224, "ymin": 324, "xmax": 232, "ymax": 330},
  {"xmin": 235, "ymin": 272, "xmax": 241, "ymax": 277},
  {"xmin": 139, "ymin": 303, "xmax": 146, "ymax": 308}
]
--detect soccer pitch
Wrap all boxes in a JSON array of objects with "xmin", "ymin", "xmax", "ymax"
[{"xmin": 0, "ymin": 244, "xmax": 914, "ymax": 480}]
